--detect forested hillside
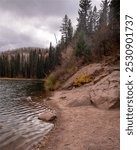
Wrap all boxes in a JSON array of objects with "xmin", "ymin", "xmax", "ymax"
[{"xmin": 0, "ymin": 46, "xmax": 60, "ymax": 78}]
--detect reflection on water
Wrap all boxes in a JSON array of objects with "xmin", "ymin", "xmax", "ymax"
[{"xmin": 0, "ymin": 80, "xmax": 53, "ymax": 150}]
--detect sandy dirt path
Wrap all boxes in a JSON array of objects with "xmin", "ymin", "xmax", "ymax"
[{"xmin": 34, "ymin": 90, "xmax": 120, "ymax": 150}]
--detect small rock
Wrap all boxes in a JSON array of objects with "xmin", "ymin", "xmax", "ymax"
[
  {"xmin": 38, "ymin": 111, "xmax": 57, "ymax": 122},
  {"xmin": 26, "ymin": 96, "xmax": 32, "ymax": 101}
]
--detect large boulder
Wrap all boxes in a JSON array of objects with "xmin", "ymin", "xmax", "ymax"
[
  {"xmin": 68, "ymin": 95, "xmax": 91, "ymax": 107},
  {"xmin": 38, "ymin": 111, "xmax": 57, "ymax": 122},
  {"xmin": 90, "ymin": 71, "xmax": 120, "ymax": 109}
]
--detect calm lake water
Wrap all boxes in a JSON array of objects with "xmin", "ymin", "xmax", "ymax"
[{"xmin": 0, "ymin": 80, "xmax": 53, "ymax": 150}]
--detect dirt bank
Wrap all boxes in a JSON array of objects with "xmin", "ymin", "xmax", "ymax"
[{"xmin": 33, "ymin": 59, "xmax": 120, "ymax": 150}]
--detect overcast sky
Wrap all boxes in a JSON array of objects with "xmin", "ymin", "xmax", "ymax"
[{"xmin": 0, "ymin": 0, "xmax": 101, "ymax": 51}]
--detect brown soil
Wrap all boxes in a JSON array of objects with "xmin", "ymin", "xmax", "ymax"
[{"xmin": 34, "ymin": 90, "xmax": 120, "ymax": 150}]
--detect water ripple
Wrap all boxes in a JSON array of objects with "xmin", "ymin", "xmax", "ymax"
[{"xmin": 0, "ymin": 80, "xmax": 53, "ymax": 150}]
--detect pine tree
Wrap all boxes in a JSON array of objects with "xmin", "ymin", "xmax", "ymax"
[
  {"xmin": 36, "ymin": 53, "xmax": 44, "ymax": 78},
  {"xmin": 109, "ymin": 0, "xmax": 120, "ymax": 48},
  {"xmin": 88, "ymin": 9, "xmax": 93, "ymax": 35},
  {"xmin": 77, "ymin": 0, "xmax": 92, "ymax": 33},
  {"xmin": 92, "ymin": 6, "xmax": 99, "ymax": 31},
  {"xmin": 60, "ymin": 15, "xmax": 73, "ymax": 47},
  {"xmin": 109, "ymin": 0, "xmax": 120, "ymax": 23},
  {"xmin": 60, "ymin": 15, "xmax": 68, "ymax": 44},
  {"xmin": 16, "ymin": 53, "xmax": 20, "ymax": 76},
  {"xmin": 48, "ymin": 42, "xmax": 55, "ymax": 71},
  {"xmin": 75, "ymin": 30, "xmax": 90, "ymax": 61},
  {"xmin": 99, "ymin": 0, "xmax": 109, "ymax": 27},
  {"xmin": 67, "ymin": 19, "xmax": 73, "ymax": 44}
]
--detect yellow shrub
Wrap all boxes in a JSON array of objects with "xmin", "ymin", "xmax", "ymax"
[
  {"xmin": 44, "ymin": 73, "xmax": 61, "ymax": 92},
  {"xmin": 44, "ymin": 74, "xmax": 56, "ymax": 91},
  {"xmin": 54, "ymin": 81, "xmax": 61, "ymax": 90},
  {"xmin": 73, "ymin": 75, "xmax": 92, "ymax": 87}
]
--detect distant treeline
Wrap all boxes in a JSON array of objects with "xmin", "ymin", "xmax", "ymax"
[{"xmin": 0, "ymin": 46, "xmax": 60, "ymax": 78}]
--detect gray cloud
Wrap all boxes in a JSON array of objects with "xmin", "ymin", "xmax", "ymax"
[
  {"xmin": 0, "ymin": 26, "xmax": 43, "ymax": 50},
  {"xmin": 0, "ymin": 0, "xmax": 101, "ymax": 51},
  {"xmin": 0, "ymin": 0, "xmax": 79, "ymax": 18}
]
